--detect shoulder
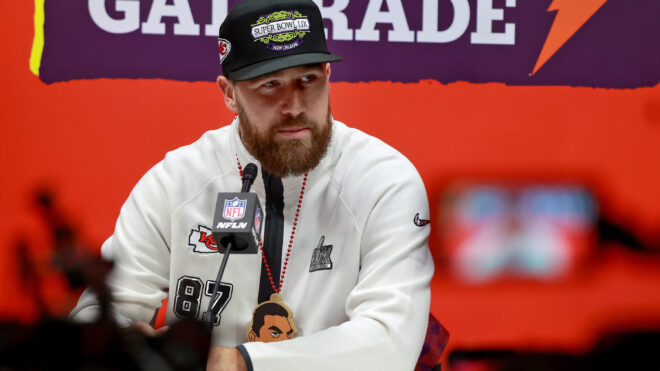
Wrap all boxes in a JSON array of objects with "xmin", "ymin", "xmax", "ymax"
[
  {"xmin": 159, "ymin": 125, "xmax": 232, "ymax": 176},
  {"xmin": 131, "ymin": 125, "xmax": 235, "ymax": 208},
  {"xmin": 323, "ymin": 121, "xmax": 427, "ymax": 221},
  {"xmin": 328, "ymin": 121, "xmax": 423, "ymax": 191}
]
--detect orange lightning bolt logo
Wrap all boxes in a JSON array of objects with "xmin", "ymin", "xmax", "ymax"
[{"xmin": 532, "ymin": 0, "xmax": 608, "ymax": 75}]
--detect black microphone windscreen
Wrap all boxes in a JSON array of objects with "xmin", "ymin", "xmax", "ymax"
[{"xmin": 243, "ymin": 163, "xmax": 258, "ymax": 182}]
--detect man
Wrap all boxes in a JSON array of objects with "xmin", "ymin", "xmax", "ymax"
[
  {"xmin": 247, "ymin": 294, "xmax": 297, "ymax": 343},
  {"xmin": 71, "ymin": 0, "xmax": 434, "ymax": 370}
]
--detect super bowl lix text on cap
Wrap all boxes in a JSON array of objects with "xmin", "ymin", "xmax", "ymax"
[{"xmin": 218, "ymin": 0, "xmax": 341, "ymax": 81}]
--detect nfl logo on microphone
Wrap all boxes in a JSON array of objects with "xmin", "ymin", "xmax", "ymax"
[{"xmin": 224, "ymin": 197, "xmax": 247, "ymax": 221}]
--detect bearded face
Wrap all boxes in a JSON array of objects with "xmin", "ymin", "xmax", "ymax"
[
  {"xmin": 238, "ymin": 105, "xmax": 332, "ymax": 178},
  {"xmin": 220, "ymin": 64, "xmax": 334, "ymax": 177}
]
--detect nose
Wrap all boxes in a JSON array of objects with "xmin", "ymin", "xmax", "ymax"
[{"xmin": 281, "ymin": 85, "xmax": 305, "ymax": 118}]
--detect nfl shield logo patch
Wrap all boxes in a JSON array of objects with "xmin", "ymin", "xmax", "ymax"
[{"xmin": 223, "ymin": 197, "xmax": 247, "ymax": 221}]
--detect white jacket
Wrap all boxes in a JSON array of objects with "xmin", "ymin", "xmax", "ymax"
[{"xmin": 71, "ymin": 118, "xmax": 434, "ymax": 371}]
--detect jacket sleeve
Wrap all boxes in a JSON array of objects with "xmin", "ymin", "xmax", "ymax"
[
  {"xmin": 241, "ymin": 145, "xmax": 434, "ymax": 371},
  {"xmin": 69, "ymin": 160, "xmax": 173, "ymax": 326}
]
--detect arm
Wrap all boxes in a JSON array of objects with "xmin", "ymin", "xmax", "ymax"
[
  {"xmin": 69, "ymin": 160, "xmax": 173, "ymax": 326},
  {"xmin": 207, "ymin": 347, "xmax": 248, "ymax": 371}
]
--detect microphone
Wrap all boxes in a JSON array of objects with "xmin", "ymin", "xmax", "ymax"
[
  {"xmin": 211, "ymin": 163, "xmax": 263, "ymax": 254},
  {"xmin": 204, "ymin": 163, "xmax": 263, "ymax": 332},
  {"xmin": 241, "ymin": 163, "xmax": 258, "ymax": 192}
]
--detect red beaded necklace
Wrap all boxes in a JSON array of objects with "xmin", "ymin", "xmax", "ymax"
[{"xmin": 236, "ymin": 155, "xmax": 307, "ymax": 294}]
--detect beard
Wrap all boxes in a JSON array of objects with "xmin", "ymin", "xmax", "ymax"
[{"xmin": 238, "ymin": 105, "xmax": 332, "ymax": 178}]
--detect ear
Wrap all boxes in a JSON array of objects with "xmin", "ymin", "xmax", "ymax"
[
  {"xmin": 217, "ymin": 75, "xmax": 239, "ymax": 113},
  {"xmin": 325, "ymin": 63, "xmax": 331, "ymax": 80},
  {"xmin": 247, "ymin": 330, "xmax": 257, "ymax": 342}
]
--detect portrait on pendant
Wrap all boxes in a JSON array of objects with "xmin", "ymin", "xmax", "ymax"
[{"xmin": 248, "ymin": 293, "xmax": 298, "ymax": 343}]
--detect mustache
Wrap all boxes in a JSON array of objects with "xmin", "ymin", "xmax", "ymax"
[{"xmin": 271, "ymin": 114, "xmax": 315, "ymax": 132}]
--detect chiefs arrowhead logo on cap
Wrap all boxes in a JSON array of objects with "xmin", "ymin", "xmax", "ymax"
[{"xmin": 218, "ymin": 38, "xmax": 231, "ymax": 63}]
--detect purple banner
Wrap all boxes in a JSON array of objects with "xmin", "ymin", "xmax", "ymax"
[{"xmin": 36, "ymin": 0, "xmax": 659, "ymax": 88}]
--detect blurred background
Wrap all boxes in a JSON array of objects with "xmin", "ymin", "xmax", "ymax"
[{"xmin": 1, "ymin": 0, "xmax": 659, "ymax": 369}]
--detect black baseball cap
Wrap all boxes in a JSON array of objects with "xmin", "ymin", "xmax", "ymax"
[{"xmin": 218, "ymin": 0, "xmax": 342, "ymax": 81}]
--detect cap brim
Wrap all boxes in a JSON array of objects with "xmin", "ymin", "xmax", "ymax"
[{"xmin": 226, "ymin": 53, "xmax": 342, "ymax": 81}]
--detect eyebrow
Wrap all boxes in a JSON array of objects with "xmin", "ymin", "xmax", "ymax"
[{"xmin": 268, "ymin": 326, "xmax": 283, "ymax": 334}]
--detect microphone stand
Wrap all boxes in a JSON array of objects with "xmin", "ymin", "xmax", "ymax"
[
  {"xmin": 203, "ymin": 163, "xmax": 258, "ymax": 332},
  {"xmin": 203, "ymin": 240, "xmax": 233, "ymax": 332}
]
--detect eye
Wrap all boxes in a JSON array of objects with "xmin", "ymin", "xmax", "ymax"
[
  {"xmin": 270, "ymin": 332, "xmax": 281, "ymax": 338},
  {"xmin": 300, "ymin": 74, "xmax": 316, "ymax": 83},
  {"xmin": 259, "ymin": 79, "xmax": 282, "ymax": 89}
]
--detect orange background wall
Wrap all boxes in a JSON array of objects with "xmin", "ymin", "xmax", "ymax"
[{"xmin": 1, "ymin": 1, "xmax": 659, "ymax": 366}]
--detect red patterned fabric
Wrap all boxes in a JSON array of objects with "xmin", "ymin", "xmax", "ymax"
[{"xmin": 415, "ymin": 313, "xmax": 450, "ymax": 371}]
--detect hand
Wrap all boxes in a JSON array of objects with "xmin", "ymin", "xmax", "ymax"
[
  {"xmin": 207, "ymin": 347, "xmax": 248, "ymax": 371},
  {"xmin": 125, "ymin": 321, "xmax": 170, "ymax": 337}
]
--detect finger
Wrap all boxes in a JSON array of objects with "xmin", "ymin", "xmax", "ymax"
[
  {"xmin": 155, "ymin": 325, "xmax": 171, "ymax": 336},
  {"xmin": 127, "ymin": 321, "xmax": 158, "ymax": 337}
]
